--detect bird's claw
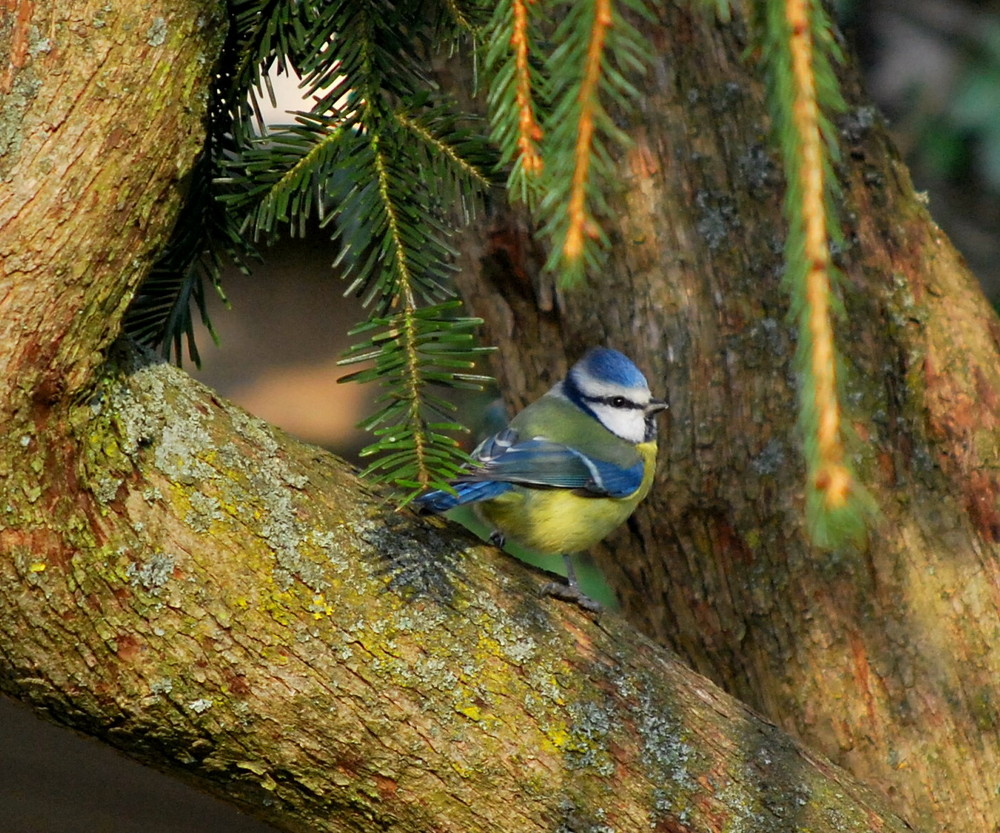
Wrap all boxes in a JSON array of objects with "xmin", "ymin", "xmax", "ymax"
[{"xmin": 539, "ymin": 580, "xmax": 602, "ymax": 613}]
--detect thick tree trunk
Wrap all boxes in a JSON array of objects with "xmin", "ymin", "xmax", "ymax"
[
  {"xmin": 0, "ymin": 1, "xmax": 221, "ymax": 405},
  {"xmin": 453, "ymin": 5, "xmax": 1000, "ymax": 833},
  {"xmin": 0, "ymin": 2, "xmax": 926, "ymax": 833}
]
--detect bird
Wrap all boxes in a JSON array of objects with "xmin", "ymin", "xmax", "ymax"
[{"xmin": 415, "ymin": 347, "xmax": 667, "ymax": 610}]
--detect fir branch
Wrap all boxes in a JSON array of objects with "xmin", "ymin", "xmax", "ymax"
[
  {"xmin": 393, "ymin": 102, "xmax": 496, "ymax": 219},
  {"xmin": 391, "ymin": 306, "xmax": 431, "ymax": 487},
  {"xmin": 125, "ymin": 258, "xmax": 221, "ymax": 369},
  {"xmin": 440, "ymin": 0, "xmax": 483, "ymax": 36},
  {"xmin": 372, "ymin": 130, "xmax": 419, "ymax": 308},
  {"xmin": 786, "ymin": 0, "xmax": 841, "ymax": 498},
  {"xmin": 134, "ymin": 0, "xmax": 496, "ymax": 498},
  {"xmin": 395, "ymin": 109, "xmax": 492, "ymax": 190},
  {"xmin": 760, "ymin": 0, "xmax": 876, "ymax": 547},
  {"xmin": 485, "ymin": 0, "xmax": 546, "ymax": 202},
  {"xmin": 485, "ymin": 0, "xmax": 656, "ymax": 282},
  {"xmin": 227, "ymin": 112, "xmax": 352, "ymax": 240},
  {"xmin": 226, "ymin": 0, "xmax": 318, "ymax": 140},
  {"xmin": 340, "ymin": 302, "xmax": 493, "ymax": 500},
  {"xmin": 128, "ymin": 0, "xmax": 497, "ymax": 496},
  {"xmin": 537, "ymin": 0, "xmax": 651, "ymax": 285},
  {"xmin": 329, "ymin": 81, "xmax": 493, "ymax": 491},
  {"xmin": 349, "ymin": 135, "xmax": 457, "ymax": 490},
  {"xmin": 510, "ymin": 0, "xmax": 545, "ymax": 181},
  {"xmin": 562, "ymin": 0, "xmax": 611, "ymax": 269}
]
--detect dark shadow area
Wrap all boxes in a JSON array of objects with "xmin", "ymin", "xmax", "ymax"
[{"xmin": 0, "ymin": 696, "xmax": 279, "ymax": 833}]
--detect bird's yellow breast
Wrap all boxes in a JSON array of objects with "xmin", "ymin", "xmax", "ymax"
[{"xmin": 475, "ymin": 441, "xmax": 659, "ymax": 555}]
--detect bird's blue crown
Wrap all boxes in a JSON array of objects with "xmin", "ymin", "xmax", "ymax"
[{"xmin": 572, "ymin": 347, "xmax": 649, "ymax": 389}]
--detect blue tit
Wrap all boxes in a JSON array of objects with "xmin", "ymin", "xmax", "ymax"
[{"xmin": 416, "ymin": 347, "xmax": 667, "ymax": 609}]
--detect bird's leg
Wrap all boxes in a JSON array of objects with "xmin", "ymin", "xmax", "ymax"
[
  {"xmin": 540, "ymin": 554, "xmax": 602, "ymax": 613},
  {"xmin": 563, "ymin": 553, "xmax": 581, "ymax": 591}
]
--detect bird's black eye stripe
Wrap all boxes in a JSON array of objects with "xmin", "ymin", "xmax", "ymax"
[{"xmin": 586, "ymin": 394, "xmax": 640, "ymax": 409}]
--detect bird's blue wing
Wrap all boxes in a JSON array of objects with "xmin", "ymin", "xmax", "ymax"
[
  {"xmin": 461, "ymin": 429, "xmax": 644, "ymax": 498},
  {"xmin": 414, "ymin": 428, "xmax": 645, "ymax": 514}
]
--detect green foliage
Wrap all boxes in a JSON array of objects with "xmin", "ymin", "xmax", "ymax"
[
  {"xmin": 340, "ymin": 301, "xmax": 493, "ymax": 501},
  {"xmin": 484, "ymin": 0, "xmax": 546, "ymax": 205},
  {"xmin": 127, "ymin": 0, "xmax": 499, "ymax": 495}
]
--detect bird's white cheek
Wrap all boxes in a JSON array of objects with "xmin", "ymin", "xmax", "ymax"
[{"xmin": 594, "ymin": 406, "xmax": 646, "ymax": 444}]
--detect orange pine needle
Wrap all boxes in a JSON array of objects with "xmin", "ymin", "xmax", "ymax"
[
  {"xmin": 512, "ymin": 0, "xmax": 544, "ymax": 177},
  {"xmin": 564, "ymin": 0, "xmax": 612, "ymax": 262},
  {"xmin": 786, "ymin": 0, "xmax": 850, "ymax": 509}
]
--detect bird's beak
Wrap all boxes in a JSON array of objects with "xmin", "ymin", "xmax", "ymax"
[{"xmin": 646, "ymin": 398, "xmax": 668, "ymax": 415}]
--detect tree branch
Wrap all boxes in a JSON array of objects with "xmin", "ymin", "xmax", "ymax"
[{"xmin": 0, "ymin": 347, "xmax": 915, "ymax": 832}]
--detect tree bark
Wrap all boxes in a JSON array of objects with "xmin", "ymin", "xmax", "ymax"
[
  {"xmin": 0, "ymin": 0, "xmax": 221, "ymax": 405},
  {"xmin": 0, "ymin": 2, "xmax": 928, "ymax": 832},
  {"xmin": 452, "ymin": 5, "xmax": 1000, "ymax": 833}
]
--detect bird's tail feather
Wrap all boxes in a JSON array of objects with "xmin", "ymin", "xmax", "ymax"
[{"xmin": 414, "ymin": 481, "xmax": 512, "ymax": 514}]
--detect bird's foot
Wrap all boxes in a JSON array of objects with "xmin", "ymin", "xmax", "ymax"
[
  {"xmin": 539, "ymin": 554, "xmax": 602, "ymax": 612},
  {"xmin": 539, "ymin": 580, "xmax": 602, "ymax": 613}
]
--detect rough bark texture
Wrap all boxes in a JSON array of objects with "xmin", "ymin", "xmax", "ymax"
[
  {"xmin": 0, "ymin": 1, "xmax": 221, "ymax": 405},
  {"xmin": 451, "ymin": 6, "xmax": 1000, "ymax": 833}
]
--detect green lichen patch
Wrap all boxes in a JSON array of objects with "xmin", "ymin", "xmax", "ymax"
[
  {"xmin": 125, "ymin": 551, "xmax": 176, "ymax": 593},
  {"xmin": 145, "ymin": 17, "xmax": 168, "ymax": 46}
]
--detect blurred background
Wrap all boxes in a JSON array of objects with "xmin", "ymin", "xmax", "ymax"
[
  {"xmin": 844, "ymin": 0, "xmax": 1000, "ymax": 295},
  {"xmin": 6, "ymin": 1, "xmax": 1000, "ymax": 829}
]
